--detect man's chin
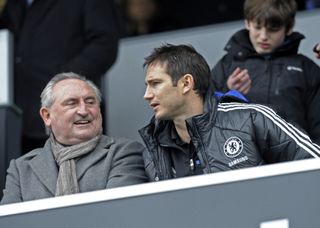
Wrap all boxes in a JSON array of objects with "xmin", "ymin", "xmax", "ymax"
[
  {"xmin": 256, "ymin": 48, "xmax": 272, "ymax": 54},
  {"xmin": 155, "ymin": 112, "xmax": 162, "ymax": 120},
  {"xmin": 72, "ymin": 133, "xmax": 99, "ymax": 144},
  {"xmin": 68, "ymin": 137, "xmax": 91, "ymax": 145},
  {"xmin": 155, "ymin": 114, "xmax": 170, "ymax": 121}
]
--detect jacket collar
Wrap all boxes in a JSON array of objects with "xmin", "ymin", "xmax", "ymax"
[
  {"xmin": 24, "ymin": 0, "xmax": 57, "ymax": 27},
  {"xmin": 29, "ymin": 135, "xmax": 113, "ymax": 195},
  {"xmin": 6, "ymin": 0, "xmax": 56, "ymax": 35}
]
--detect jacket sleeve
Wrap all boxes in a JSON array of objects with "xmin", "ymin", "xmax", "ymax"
[
  {"xmin": 61, "ymin": 0, "xmax": 119, "ymax": 79},
  {"xmin": 252, "ymin": 105, "xmax": 320, "ymax": 162},
  {"xmin": 0, "ymin": 160, "xmax": 22, "ymax": 205},
  {"xmin": 106, "ymin": 140, "xmax": 148, "ymax": 188},
  {"xmin": 303, "ymin": 58, "xmax": 320, "ymax": 145},
  {"xmin": 211, "ymin": 55, "xmax": 231, "ymax": 93}
]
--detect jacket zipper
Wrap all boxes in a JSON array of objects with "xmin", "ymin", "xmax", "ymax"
[
  {"xmin": 188, "ymin": 122, "xmax": 211, "ymax": 174},
  {"xmin": 275, "ymin": 74, "xmax": 281, "ymax": 96},
  {"xmin": 267, "ymin": 59, "xmax": 272, "ymax": 103}
]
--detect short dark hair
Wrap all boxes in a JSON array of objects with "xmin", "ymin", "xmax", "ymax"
[
  {"xmin": 143, "ymin": 44, "xmax": 210, "ymax": 100},
  {"xmin": 244, "ymin": 0, "xmax": 297, "ymax": 32}
]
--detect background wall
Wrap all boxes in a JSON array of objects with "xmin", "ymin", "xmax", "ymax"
[{"xmin": 105, "ymin": 9, "xmax": 320, "ymax": 142}]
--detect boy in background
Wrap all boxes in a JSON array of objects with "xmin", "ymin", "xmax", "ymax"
[{"xmin": 211, "ymin": 0, "xmax": 320, "ymax": 144}]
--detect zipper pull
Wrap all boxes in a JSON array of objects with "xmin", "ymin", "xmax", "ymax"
[{"xmin": 190, "ymin": 159, "xmax": 194, "ymax": 171}]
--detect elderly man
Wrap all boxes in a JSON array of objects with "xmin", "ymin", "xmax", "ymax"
[{"xmin": 1, "ymin": 72, "xmax": 147, "ymax": 204}]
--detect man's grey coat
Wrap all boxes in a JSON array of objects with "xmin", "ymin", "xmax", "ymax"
[{"xmin": 1, "ymin": 135, "xmax": 148, "ymax": 204}]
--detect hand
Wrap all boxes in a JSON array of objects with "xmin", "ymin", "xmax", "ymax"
[
  {"xmin": 314, "ymin": 43, "xmax": 320, "ymax": 59},
  {"xmin": 227, "ymin": 67, "xmax": 251, "ymax": 95}
]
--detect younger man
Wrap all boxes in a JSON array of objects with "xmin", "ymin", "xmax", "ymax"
[
  {"xmin": 211, "ymin": 0, "xmax": 320, "ymax": 144},
  {"xmin": 139, "ymin": 44, "xmax": 319, "ymax": 181}
]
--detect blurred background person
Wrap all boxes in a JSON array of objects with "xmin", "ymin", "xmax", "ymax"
[
  {"xmin": 0, "ymin": 0, "xmax": 5, "ymax": 14},
  {"xmin": 305, "ymin": 0, "xmax": 320, "ymax": 9},
  {"xmin": 0, "ymin": 0, "xmax": 120, "ymax": 154},
  {"xmin": 116, "ymin": 0, "xmax": 175, "ymax": 37}
]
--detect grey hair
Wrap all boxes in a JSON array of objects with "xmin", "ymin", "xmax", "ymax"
[{"xmin": 40, "ymin": 72, "xmax": 102, "ymax": 108}]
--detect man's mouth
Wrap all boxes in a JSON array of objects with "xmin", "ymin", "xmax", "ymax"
[
  {"xmin": 150, "ymin": 103, "xmax": 159, "ymax": 108},
  {"xmin": 74, "ymin": 120, "xmax": 91, "ymax": 125},
  {"xmin": 259, "ymin": 42, "xmax": 270, "ymax": 49}
]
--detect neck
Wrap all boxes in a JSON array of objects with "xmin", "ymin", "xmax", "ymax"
[
  {"xmin": 173, "ymin": 97, "xmax": 204, "ymax": 143},
  {"xmin": 174, "ymin": 120, "xmax": 190, "ymax": 143}
]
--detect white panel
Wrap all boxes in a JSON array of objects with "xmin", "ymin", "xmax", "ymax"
[
  {"xmin": 260, "ymin": 219, "xmax": 289, "ymax": 228},
  {"xmin": 0, "ymin": 29, "xmax": 12, "ymax": 105}
]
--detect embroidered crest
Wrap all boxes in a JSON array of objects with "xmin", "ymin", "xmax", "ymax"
[{"xmin": 224, "ymin": 137, "xmax": 243, "ymax": 158}]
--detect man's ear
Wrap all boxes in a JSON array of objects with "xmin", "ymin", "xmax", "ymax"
[
  {"xmin": 180, "ymin": 74, "xmax": 194, "ymax": 94},
  {"xmin": 39, "ymin": 107, "xmax": 51, "ymax": 127},
  {"xmin": 245, "ymin": 20, "xmax": 250, "ymax": 30},
  {"xmin": 286, "ymin": 27, "xmax": 293, "ymax": 36}
]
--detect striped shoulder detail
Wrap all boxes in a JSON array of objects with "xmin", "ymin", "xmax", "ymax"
[{"xmin": 217, "ymin": 102, "xmax": 320, "ymax": 158}]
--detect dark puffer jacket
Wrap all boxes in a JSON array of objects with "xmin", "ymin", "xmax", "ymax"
[
  {"xmin": 211, "ymin": 29, "xmax": 320, "ymax": 144},
  {"xmin": 139, "ymin": 96, "xmax": 320, "ymax": 182}
]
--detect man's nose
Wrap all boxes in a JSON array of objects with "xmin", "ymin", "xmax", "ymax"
[
  {"xmin": 77, "ymin": 101, "xmax": 89, "ymax": 115},
  {"xmin": 260, "ymin": 28, "xmax": 268, "ymax": 40},
  {"xmin": 143, "ymin": 87, "xmax": 153, "ymax": 100}
]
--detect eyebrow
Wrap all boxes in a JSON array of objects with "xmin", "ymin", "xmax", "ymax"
[
  {"xmin": 145, "ymin": 77, "xmax": 162, "ymax": 84},
  {"xmin": 84, "ymin": 96, "xmax": 97, "ymax": 100},
  {"xmin": 61, "ymin": 98, "xmax": 77, "ymax": 105},
  {"xmin": 61, "ymin": 95, "xmax": 97, "ymax": 103}
]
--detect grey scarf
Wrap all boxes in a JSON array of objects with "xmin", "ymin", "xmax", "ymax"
[{"xmin": 50, "ymin": 134, "xmax": 101, "ymax": 196}]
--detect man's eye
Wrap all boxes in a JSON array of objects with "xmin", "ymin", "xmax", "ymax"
[
  {"xmin": 86, "ymin": 99, "xmax": 96, "ymax": 105},
  {"xmin": 66, "ymin": 101, "xmax": 76, "ymax": 106},
  {"xmin": 268, "ymin": 27, "xmax": 281, "ymax": 32}
]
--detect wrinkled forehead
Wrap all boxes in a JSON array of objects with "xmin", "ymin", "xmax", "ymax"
[
  {"xmin": 145, "ymin": 62, "xmax": 173, "ymax": 84},
  {"xmin": 52, "ymin": 79, "xmax": 96, "ymax": 101}
]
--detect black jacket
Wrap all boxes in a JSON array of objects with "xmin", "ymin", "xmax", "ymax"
[
  {"xmin": 139, "ymin": 95, "xmax": 320, "ymax": 181},
  {"xmin": 211, "ymin": 29, "xmax": 320, "ymax": 144},
  {"xmin": 0, "ymin": 0, "xmax": 119, "ymax": 139}
]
